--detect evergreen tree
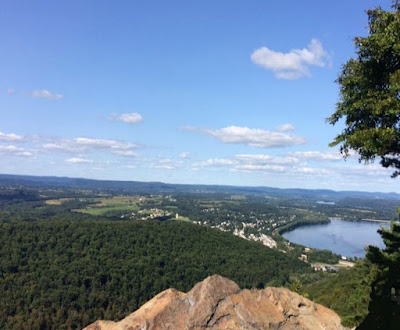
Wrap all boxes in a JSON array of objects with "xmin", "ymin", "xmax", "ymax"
[{"xmin": 358, "ymin": 220, "xmax": 400, "ymax": 329}]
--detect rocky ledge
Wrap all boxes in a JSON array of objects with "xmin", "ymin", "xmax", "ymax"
[{"xmin": 84, "ymin": 275, "xmax": 347, "ymax": 330}]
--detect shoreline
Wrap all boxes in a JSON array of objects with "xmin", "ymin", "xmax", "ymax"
[
  {"xmin": 276, "ymin": 218, "xmax": 330, "ymax": 236},
  {"xmin": 360, "ymin": 218, "xmax": 391, "ymax": 223},
  {"xmin": 281, "ymin": 218, "xmax": 392, "ymax": 259},
  {"xmin": 329, "ymin": 217, "xmax": 392, "ymax": 224},
  {"xmin": 279, "ymin": 217, "xmax": 392, "ymax": 237}
]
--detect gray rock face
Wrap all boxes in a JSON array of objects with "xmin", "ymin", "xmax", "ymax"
[{"xmin": 84, "ymin": 275, "xmax": 347, "ymax": 330}]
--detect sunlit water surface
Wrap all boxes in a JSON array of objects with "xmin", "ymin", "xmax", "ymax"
[{"xmin": 282, "ymin": 219, "xmax": 389, "ymax": 258}]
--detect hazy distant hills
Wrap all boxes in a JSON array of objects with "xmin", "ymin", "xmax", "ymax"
[{"xmin": 0, "ymin": 173, "xmax": 399, "ymax": 200}]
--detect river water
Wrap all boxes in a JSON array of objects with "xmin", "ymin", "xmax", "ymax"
[{"xmin": 282, "ymin": 218, "xmax": 390, "ymax": 258}]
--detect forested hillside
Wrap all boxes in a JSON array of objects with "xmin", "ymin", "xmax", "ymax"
[
  {"xmin": 0, "ymin": 220, "xmax": 310, "ymax": 329},
  {"xmin": 303, "ymin": 261, "xmax": 375, "ymax": 327}
]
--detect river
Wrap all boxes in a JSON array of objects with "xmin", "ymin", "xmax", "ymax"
[{"xmin": 282, "ymin": 218, "xmax": 390, "ymax": 258}]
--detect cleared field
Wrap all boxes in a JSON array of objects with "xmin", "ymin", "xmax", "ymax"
[
  {"xmin": 230, "ymin": 195, "xmax": 246, "ymax": 200},
  {"xmin": 96, "ymin": 196, "xmax": 141, "ymax": 206},
  {"xmin": 73, "ymin": 205, "xmax": 138, "ymax": 216},
  {"xmin": 45, "ymin": 198, "xmax": 74, "ymax": 205},
  {"xmin": 174, "ymin": 216, "xmax": 190, "ymax": 222},
  {"xmin": 337, "ymin": 260, "xmax": 355, "ymax": 268},
  {"xmin": 72, "ymin": 196, "xmax": 140, "ymax": 215}
]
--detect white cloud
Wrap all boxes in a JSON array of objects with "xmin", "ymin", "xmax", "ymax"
[
  {"xmin": 197, "ymin": 158, "xmax": 238, "ymax": 167},
  {"xmin": 66, "ymin": 157, "xmax": 93, "ymax": 164},
  {"xmin": 107, "ymin": 113, "xmax": 143, "ymax": 124},
  {"xmin": 275, "ymin": 123, "xmax": 295, "ymax": 132},
  {"xmin": 152, "ymin": 164, "xmax": 175, "ymax": 170},
  {"xmin": 123, "ymin": 165, "xmax": 136, "ymax": 169},
  {"xmin": 73, "ymin": 137, "xmax": 137, "ymax": 150},
  {"xmin": 233, "ymin": 164, "xmax": 285, "ymax": 172},
  {"xmin": 195, "ymin": 154, "xmax": 297, "ymax": 173},
  {"xmin": 179, "ymin": 152, "xmax": 190, "ymax": 159},
  {"xmin": 43, "ymin": 143, "xmax": 86, "ymax": 154},
  {"xmin": 251, "ymin": 39, "xmax": 330, "ymax": 79},
  {"xmin": 181, "ymin": 126, "xmax": 306, "ymax": 148},
  {"xmin": 150, "ymin": 157, "xmax": 185, "ymax": 170},
  {"xmin": 31, "ymin": 89, "xmax": 64, "ymax": 100},
  {"xmin": 293, "ymin": 167, "xmax": 329, "ymax": 175},
  {"xmin": 235, "ymin": 154, "xmax": 299, "ymax": 165},
  {"xmin": 6, "ymin": 88, "xmax": 16, "ymax": 95},
  {"xmin": 111, "ymin": 150, "xmax": 138, "ymax": 157},
  {"xmin": 43, "ymin": 137, "xmax": 138, "ymax": 153},
  {"xmin": 291, "ymin": 151, "xmax": 344, "ymax": 161},
  {"xmin": 192, "ymin": 150, "xmax": 399, "ymax": 183},
  {"xmin": 17, "ymin": 151, "xmax": 34, "ymax": 157},
  {"xmin": 0, "ymin": 131, "xmax": 23, "ymax": 142},
  {"xmin": 0, "ymin": 145, "xmax": 33, "ymax": 157},
  {"xmin": 151, "ymin": 159, "xmax": 176, "ymax": 170}
]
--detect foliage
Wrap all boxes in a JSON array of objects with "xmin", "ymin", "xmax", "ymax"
[
  {"xmin": 328, "ymin": 1, "xmax": 400, "ymax": 327},
  {"xmin": 327, "ymin": 2, "xmax": 400, "ymax": 177},
  {"xmin": 0, "ymin": 220, "xmax": 310, "ymax": 329},
  {"xmin": 357, "ymin": 221, "xmax": 400, "ymax": 329},
  {"xmin": 289, "ymin": 278, "xmax": 303, "ymax": 293},
  {"xmin": 303, "ymin": 261, "xmax": 375, "ymax": 327},
  {"xmin": 307, "ymin": 249, "xmax": 341, "ymax": 264},
  {"xmin": 1, "ymin": 183, "xmax": 398, "ymax": 328}
]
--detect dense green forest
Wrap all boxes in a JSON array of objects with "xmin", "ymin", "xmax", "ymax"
[
  {"xmin": 0, "ymin": 180, "xmax": 397, "ymax": 328},
  {"xmin": 0, "ymin": 220, "xmax": 310, "ymax": 329}
]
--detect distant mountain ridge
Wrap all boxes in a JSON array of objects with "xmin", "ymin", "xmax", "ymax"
[
  {"xmin": 0, "ymin": 174, "xmax": 400, "ymax": 199},
  {"xmin": 0, "ymin": 173, "xmax": 399, "ymax": 200}
]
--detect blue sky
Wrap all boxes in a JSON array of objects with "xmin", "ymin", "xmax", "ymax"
[{"xmin": 1, "ymin": 0, "xmax": 399, "ymax": 192}]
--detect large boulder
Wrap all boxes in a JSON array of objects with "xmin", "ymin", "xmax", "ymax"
[{"xmin": 84, "ymin": 275, "xmax": 347, "ymax": 330}]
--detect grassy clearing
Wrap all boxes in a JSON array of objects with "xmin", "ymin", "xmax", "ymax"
[
  {"xmin": 73, "ymin": 205, "xmax": 139, "ymax": 216},
  {"xmin": 72, "ymin": 196, "xmax": 140, "ymax": 216},
  {"xmin": 96, "ymin": 196, "xmax": 140, "ymax": 206},
  {"xmin": 174, "ymin": 216, "xmax": 190, "ymax": 222},
  {"xmin": 45, "ymin": 198, "xmax": 74, "ymax": 205},
  {"xmin": 230, "ymin": 195, "xmax": 246, "ymax": 200}
]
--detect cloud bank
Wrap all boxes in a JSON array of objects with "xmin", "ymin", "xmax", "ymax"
[
  {"xmin": 43, "ymin": 137, "xmax": 138, "ymax": 153},
  {"xmin": 181, "ymin": 125, "xmax": 306, "ymax": 148},
  {"xmin": 0, "ymin": 131, "xmax": 23, "ymax": 142},
  {"xmin": 0, "ymin": 145, "xmax": 33, "ymax": 157}
]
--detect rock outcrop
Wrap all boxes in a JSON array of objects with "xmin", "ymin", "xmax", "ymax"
[{"xmin": 84, "ymin": 275, "xmax": 347, "ymax": 330}]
